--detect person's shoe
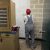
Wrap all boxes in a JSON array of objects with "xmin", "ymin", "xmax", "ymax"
[
  {"xmin": 27, "ymin": 45, "xmax": 31, "ymax": 48},
  {"xmin": 33, "ymin": 46, "xmax": 36, "ymax": 49},
  {"xmin": 31, "ymin": 46, "xmax": 34, "ymax": 50},
  {"xmin": 31, "ymin": 46, "xmax": 36, "ymax": 50},
  {"xmin": 31, "ymin": 47, "xmax": 34, "ymax": 50}
]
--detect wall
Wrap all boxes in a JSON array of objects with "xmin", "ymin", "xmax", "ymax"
[
  {"xmin": 12, "ymin": 0, "xmax": 46, "ymax": 38},
  {"xmin": 12, "ymin": 0, "xmax": 30, "ymax": 37},
  {"xmin": 42, "ymin": 0, "xmax": 50, "ymax": 40},
  {"xmin": 30, "ymin": 0, "xmax": 44, "ymax": 39}
]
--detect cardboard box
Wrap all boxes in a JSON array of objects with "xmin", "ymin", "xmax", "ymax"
[{"xmin": 0, "ymin": 32, "xmax": 19, "ymax": 50}]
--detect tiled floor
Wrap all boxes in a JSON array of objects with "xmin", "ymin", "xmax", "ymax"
[{"xmin": 19, "ymin": 39, "xmax": 41, "ymax": 50}]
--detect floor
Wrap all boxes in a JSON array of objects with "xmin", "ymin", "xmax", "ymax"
[{"xmin": 19, "ymin": 39, "xmax": 41, "ymax": 50}]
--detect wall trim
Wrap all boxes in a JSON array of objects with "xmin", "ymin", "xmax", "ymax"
[{"xmin": 19, "ymin": 37, "xmax": 45, "ymax": 41}]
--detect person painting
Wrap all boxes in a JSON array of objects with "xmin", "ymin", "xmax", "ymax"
[{"xmin": 24, "ymin": 9, "xmax": 35, "ymax": 50}]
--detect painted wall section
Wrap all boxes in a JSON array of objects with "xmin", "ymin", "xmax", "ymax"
[{"xmin": 12, "ymin": 0, "xmax": 30, "ymax": 37}]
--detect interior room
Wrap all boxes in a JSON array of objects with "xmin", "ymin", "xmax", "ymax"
[{"xmin": 0, "ymin": 0, "xmax": 50, "ymax": 50}]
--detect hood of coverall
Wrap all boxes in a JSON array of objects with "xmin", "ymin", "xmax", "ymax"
[{"xmin": 26, "ymin": 9, "xmax": 31, "ymax": 15}]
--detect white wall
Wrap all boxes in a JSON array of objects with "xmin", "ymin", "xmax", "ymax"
[{"xmin": 12, "ymin": 0, "xmax": 30, "ymax": 37}]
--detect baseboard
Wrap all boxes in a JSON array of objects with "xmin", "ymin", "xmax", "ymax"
[
  {"xmin": 19, "ymin": 37, "xmax": 45, "ymax": 41},
  {"xmin": 35, "ymin": 38, "xmax": 45, "ymax": 41},
  {"xmin": 19, "ymin": 37, "xmax": 25, "ymax": 39}
]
